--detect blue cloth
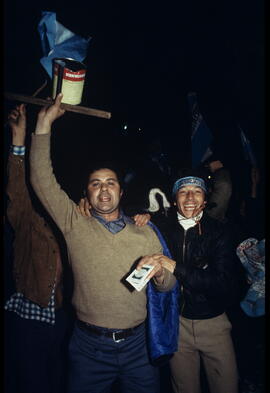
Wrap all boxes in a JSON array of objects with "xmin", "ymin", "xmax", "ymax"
[
  {"xmin": 38, "ymin": 11, "xmax": 91, "ymax": 78},
  {"xmin": 236, "ymin": 238, "xmax": 265, "ymax": 317},
  {"xmin": 68, "ymin": 322, "xmax": 159, "ymax": 393},
  {"xmin": 146, "ymin": 221, "xmax": 180, "ymax": 365},
  {"xmin": 239, "ymin": 127, "xmax": 257, "ymax": 167},
  {"xmin": 172, "ymin": 176, "xmax": 207, "ymax": 195},
  {"xmin": 187, "ymin": 92, "xmax": 213, "ymax": 168},
  {"xmin": 91, "ymin": 209, "xmax": 133, "ymax": 234}
]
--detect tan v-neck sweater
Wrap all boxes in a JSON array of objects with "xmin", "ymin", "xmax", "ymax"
[{"xmin": 30, "ymin": 133, "xmax": 175, "ymax": 329}]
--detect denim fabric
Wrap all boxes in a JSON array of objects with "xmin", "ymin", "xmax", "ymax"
[
  {"xmin": 91, "ymin": 209, "xmax": 133, "ymax": 234},
  {"xmin": 68, "ymin": 322, "xmax": 160, "ymax": 393}
]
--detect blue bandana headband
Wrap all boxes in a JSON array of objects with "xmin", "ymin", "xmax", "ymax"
[{"xmin": 172, "ymin": 176, "xmax": 207, "ymax": 195}]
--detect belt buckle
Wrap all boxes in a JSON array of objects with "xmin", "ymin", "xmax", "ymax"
[{"xmin": 112, "ymin": 331, "xmax": 125, "ymax": 343}]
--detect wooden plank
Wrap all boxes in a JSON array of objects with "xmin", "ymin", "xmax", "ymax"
[{"xmin": 4, "ymin": 92, "xmax": 111, "ymax": 120}]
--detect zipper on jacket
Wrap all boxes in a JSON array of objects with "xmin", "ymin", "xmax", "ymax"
[
  {"xmin": 180, "ymin": 284, "xmax": 185, "ymax": 314},
  {"xmin": 180, "ymin": 229, "xmax": 187, "ymax": 314},
  {"xmin": 182, "ymin": 229, "xmax": 187, "ymax": 264}
]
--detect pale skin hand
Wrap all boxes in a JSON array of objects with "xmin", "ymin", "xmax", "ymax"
[
  {"xmin": 76, "ymin": 197, "xmax": 151, "ymax": 226},
  {"xmin": 155, "ymin": 254, "xmax": 176, "ymax": 273},
  {"xmin": 8, "ymin": 104, "xmax": 26, "ymax": 145},
  {"xmin": 136, "ymin": 254, "xmax": 176, "ymax": 283},
  {"xmin": 132, "ymin": 213, "xmax": 151, "ymax": 226},
  {"xmin": 208, "ymin": 160, "xmax": 223, "ymax": 173},
  {"xmin": 35, "ymin": 93, "xmax": 65, "ymax": 135},
  {"xmin": 76, "ymin": 198, "xmax": 92, "ymax": 217}
]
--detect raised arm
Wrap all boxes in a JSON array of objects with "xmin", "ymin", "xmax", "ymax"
[
  {"xmin": 34, "ymin": 93, "xmax": 66, "ymax": 136},
  {"xmin": 30, "ymin": 94, "xmax": 78, "ymax": 233},
  {"xmin": 6, "ymin": 104, "xmax": 32, "ymax": 229}
]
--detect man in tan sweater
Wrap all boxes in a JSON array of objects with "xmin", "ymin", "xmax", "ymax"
[{"xmin": 30, "ymin": 93, "xmax": 176, "ymax": 393}]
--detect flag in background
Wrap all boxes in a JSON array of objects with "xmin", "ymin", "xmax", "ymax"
[
  {"xmin": 187, "ymin": 92, "xmax": 213, "ymax": 168},
  {"xmin": 239, "ymin": 125, "xmax": 257, "ymax": 167},
  {"xmin": 38, "ymin": 11, "xmax": 91, "ymax": 78}
]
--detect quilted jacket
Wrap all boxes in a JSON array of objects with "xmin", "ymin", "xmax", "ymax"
[{"xmin": 146, "ymin": 221, "xmax": 180, "ymax": 365}]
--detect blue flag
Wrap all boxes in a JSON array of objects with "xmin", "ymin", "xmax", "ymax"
[
  {"xmin": 239, "ymin": 125, "xmax": 257, "ymax": 167},
  {"xmin": 38, "ymin": 11, "xmax": 91, "ymax": 78},
  {"xmin": 187, "ymin": 92, "xmax": 213, "ymax": 168}
]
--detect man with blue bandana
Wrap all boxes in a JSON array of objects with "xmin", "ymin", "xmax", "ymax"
[{"xmin": 144, "ymin": 169, "xmax": 239, "ymax": 393}]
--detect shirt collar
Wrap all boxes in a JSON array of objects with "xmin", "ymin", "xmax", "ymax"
[
  {"xmin": 91, "ymin": 209, "xmax": 133, "ymax": 233},
  {"xmin": 177, "ymin": 211, "xmax": 203, "ymax": 230}
]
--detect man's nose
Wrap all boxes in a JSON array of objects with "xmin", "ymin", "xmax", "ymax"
[
  {"xmin": 101, "ymin": 182, "xmax": 108, "ymax": 191},
  {"xmin": 186, "ymin": 191, "xmax": 194, "ymax": 200}
]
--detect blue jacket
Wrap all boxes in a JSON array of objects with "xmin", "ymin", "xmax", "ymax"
[{"xmin": 146, "ymin": 221, "xmax": 180, "ymax": 365}]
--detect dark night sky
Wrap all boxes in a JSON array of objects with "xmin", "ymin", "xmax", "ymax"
[{"xmin": 4, "ymin": 0, "xmax": 265, "ymax": 203}]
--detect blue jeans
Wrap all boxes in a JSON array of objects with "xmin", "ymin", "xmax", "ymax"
[{"xmin": 68, "ymin": 321, "xmax": 160, "ymax": 393}]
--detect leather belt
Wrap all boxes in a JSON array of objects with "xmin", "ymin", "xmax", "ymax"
[{"xmin": 77, "ymin": 320, "xmax": 142, "ymax": 343}]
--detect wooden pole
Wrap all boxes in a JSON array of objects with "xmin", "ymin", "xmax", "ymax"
[
  {"xmin": 5, "ymin": 92, "xmax": 111, "ymax": 120},
  {"xmin": 31, "ymin": 80, "xmax": 48, "ymax": 97},
  {"xmin": 4, "ymin": 82, "xmax": 48, "ymax": 128}
]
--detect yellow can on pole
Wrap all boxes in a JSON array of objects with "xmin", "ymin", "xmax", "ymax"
[{"xmin": 52, "ymin": 58, "xmax": 86, "ymax": 105}]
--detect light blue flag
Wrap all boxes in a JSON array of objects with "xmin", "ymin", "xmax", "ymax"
[
  {"xmin": 239, "ymin": 125, "xmax": 257, "ymax": 167},
  {"xmin": 188, "ymin": 92, "xmax": 213, "ymax": 168},
  {"xmin": 38, "ymin": 11, "xmax": 91, "ymax": 78}
]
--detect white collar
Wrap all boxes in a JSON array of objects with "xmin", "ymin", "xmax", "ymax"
[{"xmin": 177, "ymin": 211, "xmax": 203, "ymax": 230}]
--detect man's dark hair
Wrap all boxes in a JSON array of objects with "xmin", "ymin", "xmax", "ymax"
[{"xmin": 83, "ymin": 160, "xmax": 125, "ymax": 192}]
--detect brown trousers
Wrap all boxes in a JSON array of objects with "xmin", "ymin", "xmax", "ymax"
[{"xmin": 170, "ymin": 313, "xmax": 238, "ymax": 393}]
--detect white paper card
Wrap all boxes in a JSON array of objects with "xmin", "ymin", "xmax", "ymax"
[{"xmin": 125, "ymin": 264, "xmax": 155, "ymax": 291}]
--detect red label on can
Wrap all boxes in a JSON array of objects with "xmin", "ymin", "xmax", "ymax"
[{"xmin": 54, "ymin": 66, "xmax": 85, "ymax": 82}]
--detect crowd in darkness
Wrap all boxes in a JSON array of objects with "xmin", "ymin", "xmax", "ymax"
[
  {"xmin": 4, "ymin": 1, "xmax": 265, "ymax": 391},
  {"xmin": 4, "ymin": 98, "xmax": 265, "ymax": 393}
]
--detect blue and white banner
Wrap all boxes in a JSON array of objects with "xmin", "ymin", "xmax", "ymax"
[
  {"xmin": 38, "ymin": 11, "xmax": 91, "ymax": 78},
  {"xmin": 187, "ymin": 92, "xmax": 213, "ymax": 168},
  {"xmin": 239, "ymin": 125, "xmax": 257, "ymax": 167}
]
